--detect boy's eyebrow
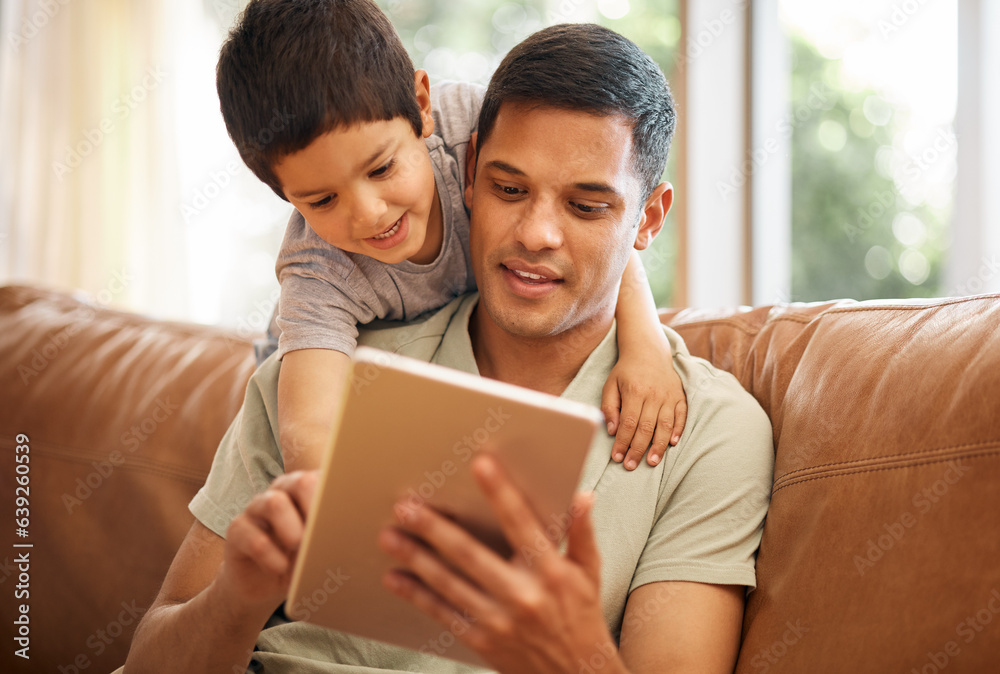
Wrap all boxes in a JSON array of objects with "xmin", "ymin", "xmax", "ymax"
[
  {"xmin": 357, "ymin": 140, "xmax": 393, "ymax": 173},
  {"xmin": 289, "ymin": 141, "xmax": 394, "ymax": 200},
  {"xmin": 484, "ymin": 159, "xmax": 621, "ymax": 198}
]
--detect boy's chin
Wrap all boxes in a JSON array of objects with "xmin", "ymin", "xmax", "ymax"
[{"xmin": 363, "ymin": 239, "xmax": 419, "ymax": 264}]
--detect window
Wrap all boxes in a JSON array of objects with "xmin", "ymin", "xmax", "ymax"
[{"xmin": 781, "ymin": 0, "xmax": 958, "ymax": 301}]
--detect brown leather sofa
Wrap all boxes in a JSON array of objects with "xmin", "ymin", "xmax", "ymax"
[{"xmin": 2, "ymin": 283, "xmax": 998, "ymax": 673}]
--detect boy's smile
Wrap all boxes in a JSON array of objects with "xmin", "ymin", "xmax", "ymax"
[{"xmin": 273, "ymin": 75, "xmax": 443, "ymax": 266}]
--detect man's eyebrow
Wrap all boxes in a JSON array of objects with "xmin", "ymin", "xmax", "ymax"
[
  {"xmin": 572, "ymin": 182, "xmax": 620, "ymax": 197},
  {"xmin": 486, "ymin": 160, "xmax": 622, "ymax": 198},
  {"xmin": 290, "ymin": 141, "xmax": 393, "ymax": 200},
  {"xmin": 484, "ymin": 160, "xmax": 526, "ymax": 177}
]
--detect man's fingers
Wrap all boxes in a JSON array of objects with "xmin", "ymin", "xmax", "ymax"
[
  {"xmin": 599, "ymin": 376, "xmax": 622, "ymax": 436},
  {"xmin": 382, "ymin": 570, "xmax": 485, "ymax": 650},
  {"xmin": 226, "ymin": 514, "xmax": 293, "ymax": 576},
  {"xmin": 566, "ymin": 492, "xmax": 601, "ymax": 584},
  {"xmin": 471, "ymin": 454, "xmax": 554, "ymax": 558},
  {"xmin": 269, "ymin": 470, "xmax": 319, "ymax": 519},
  {"xmin": 378, "ymin": 527, "xmax": 498, "ymax": 619},
  {"xmin": 391, "ymin": 494, "xmax": 521, "ymax": 599},
  {"xmin": 243, "ymin": 488, "xmax": 306, "ymax": 557}
]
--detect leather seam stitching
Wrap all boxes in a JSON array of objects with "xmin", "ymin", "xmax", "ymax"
[
  {"xmin": 773, "ymin": 438, "xmax": 1000, "ymax": 484},
  {"xmin": 670, "ymin": 317, "xmax": 762, "ymax": 335},
  {"xmin": 772, "ymin": 449, "xmax": 1000, "ymax": 496},
  {"xmin": 8, "ymin": 442, "xmax": 208, "ymax": 484},
  {"xmin": 818, "ymin": 295, "xmax": 1000, "ymax": 314}
]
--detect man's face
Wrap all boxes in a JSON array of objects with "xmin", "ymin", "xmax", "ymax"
[
  {"xmin": 467, "ymin": 102, "xmax": 660, "ymax": 339},
  {"xmin": 273, "ymin": 98, "xmax": 439, "ymax": 265}
]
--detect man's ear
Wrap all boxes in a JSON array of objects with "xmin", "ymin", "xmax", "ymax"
[
  {"xmin": 633, "ymin": 182, "xmax": 673, "ymax": 251},
  {"xmin": 464, "ymin": 132, "xmax": 478, "ymax": 210},
  {"xmin": 414, "ymin": 70, "xmax": 435, "ymax": 138}
]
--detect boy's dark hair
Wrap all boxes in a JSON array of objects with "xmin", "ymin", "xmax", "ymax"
[
  {"xmin": 477, "ymin": 23, "xmax": 676, "ymax": 200},
  {"xmin": 217, "ymin": 0, "xmax": 422, "ymax": 200}
]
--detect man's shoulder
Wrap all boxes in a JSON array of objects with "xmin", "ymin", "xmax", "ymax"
[
  {"xmin": 355, "ymin": 294, "xmax": 472, "ymax": 359},
  {"xmin": 665, "ymin": 325, "xmax": 773, "ymax": 463}
]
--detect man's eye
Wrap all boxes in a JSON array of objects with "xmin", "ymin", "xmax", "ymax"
[
  {"xmin": 496, "ymin": 184, "xmax": 523, "ymax": 197},
  {"xmin": 370, "ymin": 158, "xmax": 396, "ymax": 177},
  {"xmin": 573, "ymin": 202, "xmax": 607, "ymax": 215},
  {"xmin": 309, "ymin": 196, "xmax": 333, "ymax": 209}
]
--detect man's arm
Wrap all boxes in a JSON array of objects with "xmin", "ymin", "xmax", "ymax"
[
  {"xmin": 125, "ymin": 472, "xmax": 317, "ymax": 673},
  {"xmin": 618, "ymin": 581, "xmax": 744, "ymax": 672}
]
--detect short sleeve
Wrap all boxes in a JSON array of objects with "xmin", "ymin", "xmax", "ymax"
[
  {"xmin": 630, "ymin": 359, "xmax": 775, "ymax": 592},
  {"xmin": 188, "ymin": 354, "xmax": 285, "ymax": 537},
  {"xmin": 274, "ymin": 211, "xmax": 394, "ymax": 358}
]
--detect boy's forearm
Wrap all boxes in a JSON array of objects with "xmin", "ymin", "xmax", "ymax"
[
  {"xmin": 278, "ymin": 349, "xmax": 353, "ymax": 470},
  {"xmin": 615, "ymin": 251, "xmax": 669, "ymax": 352},
  {"xmin": 126, "ymin": 578, "xmax": 272, "ymax": 673}
]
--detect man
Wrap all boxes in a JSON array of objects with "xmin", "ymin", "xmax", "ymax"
[{"xmin": 125, "ymin": 23, "xmax": 773, "ymax": 673}]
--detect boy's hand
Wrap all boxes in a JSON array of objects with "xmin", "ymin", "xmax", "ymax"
[{"xmin": 601, "ymin": 348, "xmax": 687, "ymax": 471}]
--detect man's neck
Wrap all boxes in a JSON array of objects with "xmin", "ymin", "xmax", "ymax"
[{"xmin": 469, "ymin": 303, "xmax": 614, "ymax": 397}]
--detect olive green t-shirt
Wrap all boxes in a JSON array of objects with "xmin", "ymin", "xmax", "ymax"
[{"xmin": 189, "ymin": 294, "xmax": 774, "ymax": 673}]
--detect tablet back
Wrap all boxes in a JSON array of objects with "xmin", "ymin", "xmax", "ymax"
[{"xmin": 286, "ymin": 346, "xmax": 603, "ymax": 665}]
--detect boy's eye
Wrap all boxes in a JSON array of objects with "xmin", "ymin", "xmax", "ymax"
[
  {"xmin": 309, "ymin": 196, "xmax": 333, "ymax": 209},
  {"xmin": 369, "ymin": 158, "xmax": 396, "ymax": 178}
]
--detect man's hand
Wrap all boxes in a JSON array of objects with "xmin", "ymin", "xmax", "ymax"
[
  {"xmin": 218, "ymin": 470, "xmax": 318, "ymax": 612},
  {"xmin": 125, "ymin": 470, "xmax": 319, "ymax": 674},
  {"xmin": 378, "ymin": 454, "xmax": 628, "ymax": 674}
]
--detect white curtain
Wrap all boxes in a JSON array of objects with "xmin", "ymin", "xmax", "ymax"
[{"xmin": 0, "ymin": 0, "xmax": 189, "ymax": 317}]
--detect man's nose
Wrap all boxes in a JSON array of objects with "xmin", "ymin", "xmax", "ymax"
[{"xmin": 515, "ymin": 199, "xmax": 563, "ymax": 252}]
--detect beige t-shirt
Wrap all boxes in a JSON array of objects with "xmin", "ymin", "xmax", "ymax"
[{"xmin": 190, "ymin": 294, "xmax": 774, "ymax": 673}]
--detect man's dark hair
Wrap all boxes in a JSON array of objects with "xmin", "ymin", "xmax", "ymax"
[
  {"xmin": 477, "ymin": 23, "xmax": 676, "ymax": 200},
  {"xmin": 217, "ymin": 0, "xmax": 422, "ymax": 200}
]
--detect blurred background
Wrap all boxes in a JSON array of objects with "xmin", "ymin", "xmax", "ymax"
[{"xmin": 1, "ymin": 0, "xmax": 996, "ymax": 329}]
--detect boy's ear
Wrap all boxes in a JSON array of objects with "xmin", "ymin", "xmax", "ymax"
[
  {"xmin": 414, "ymin": 69, "xmax": 435, "ymax": 138},
  {"xmin": 464, "ymin": 132, "xmax": 477, "ymax": 210},
  {"xmin": 633, "ymin": 182, "xmax": 673, "ymax": 251}
]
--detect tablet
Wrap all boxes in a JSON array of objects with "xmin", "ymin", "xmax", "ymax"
[{"xmin": 286, "ymin": 346, "xmax": 604, "ymax": 665}]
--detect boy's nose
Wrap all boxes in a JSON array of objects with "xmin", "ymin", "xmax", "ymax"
[{"xmin": 348, "ymin": 193, "xmax": 388, "ymax": 232}]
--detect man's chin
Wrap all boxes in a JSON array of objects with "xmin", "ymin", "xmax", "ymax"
[{"xmin": 479, "ymin": 295, "xmax": 566, "ymax": 339}]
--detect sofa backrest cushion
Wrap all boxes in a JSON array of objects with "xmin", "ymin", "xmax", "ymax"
[
  {"xmin": 665, "ymin": 295, "xmax": 1000, "ymax": 672},
  {"xmin": 0, "ymin": 285, "xmax": 256, "ymax": 673}
]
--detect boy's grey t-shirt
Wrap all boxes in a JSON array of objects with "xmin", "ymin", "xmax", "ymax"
[{"xmin": 270, "ymin": 81, "xmax": 484, "ymax": 359}]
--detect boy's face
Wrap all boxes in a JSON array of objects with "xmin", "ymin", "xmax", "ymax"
[
  {"xmin": 273, "ymin": 73, "xmax": 440, "ymax": 265},
  {"xmin": 466, "ymin": 102, "xmax": 671, "ymax": 339}
]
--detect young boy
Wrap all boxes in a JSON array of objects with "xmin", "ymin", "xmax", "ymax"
[{"xmin": 216, "ymin": 0, "xmax": 687, "ymax": 474}]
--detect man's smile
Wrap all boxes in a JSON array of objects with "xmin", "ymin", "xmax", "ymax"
[{"xmin": 500, "ymin": 259, "xmax": 564, "ymax": 298}]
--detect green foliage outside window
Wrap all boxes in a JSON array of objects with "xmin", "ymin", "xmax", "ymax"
[{"xmin": 789, "ymin": 35, "xmax": 949, "ymax": 301}]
